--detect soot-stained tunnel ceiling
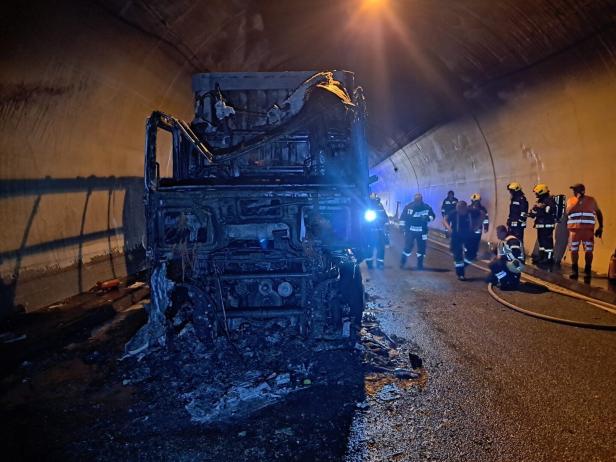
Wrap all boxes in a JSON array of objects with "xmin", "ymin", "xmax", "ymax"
[{"xmin": 97, "ymin": 0, "xmax": 616, "ymax": 163}]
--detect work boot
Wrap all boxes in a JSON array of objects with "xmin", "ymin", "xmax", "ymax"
[
  {"xmin": 399, "ymin": 255, "xmax": 407, "ymax": 269},
  {"xmin": 569, "ymin": 264, "xmax": 579, "ymax": 280},
  {"xmin": 532, "ymin": 251, "xmax": 544, "ymax": 265},
  {"xmin": 377, "ymin": 259, "xmax": 384, "ymax": 270},
  {"xmin": 417, "ymin": 257, "xmax": 424, "ymax": 270},
  {"xmin": 366, "ymin": 259, "xmax": 373, "ymax": 269},
  {"xmin": 584, "ymin": 265, "xmax": 592, "ymax": 283}
]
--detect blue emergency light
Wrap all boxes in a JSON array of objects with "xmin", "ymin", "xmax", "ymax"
[{"xmin": 364, "ymin": 209, "xmax": 377, "ymax": 222}]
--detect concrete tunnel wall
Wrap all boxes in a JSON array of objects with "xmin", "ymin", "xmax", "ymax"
[
  {"xmin": 2, "ymin": 1, "xmax": 615, "ymax": 314},
  {"xmin": 0, "ymin": 1, "xmax": 233, "ymax": 313},
  {"xmin": 371, "ymin": 29, "xmax": 616, "ymax": 271}
]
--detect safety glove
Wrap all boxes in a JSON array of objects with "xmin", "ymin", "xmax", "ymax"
[{"xmin": 595, "ymin": 227, "xmax": 603, "ymax": 238}]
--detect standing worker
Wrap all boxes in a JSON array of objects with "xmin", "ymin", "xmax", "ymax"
[
  {"xmin": 506, "ymin": 182, "xmax": 529, "ymax": 241},
  {"xmin": 566, "ymin": 183, "xmax": 604, "ymax": 281},
  {"xmin": 399, "ymin": 193, "xmax": 436, "ymax": 270},
  {"xmin": 444, "ymin": 201, "xmax": 478, "ymax": 281},
  {"xmin": 528, "ymin": 184, "xmax": 557, "ymax": 267},
  {"xmin": 467, "ymin": 193, "xmax": 489, "ymax": 261},
  {"xmin": 441, "ymin": 191, "xmax": 459, "ymax": 218},
  {"xmin": 365, "ymin": 193, "xmax": 389, "ymax": 270},
  {"xmin": 441, "ymin": 190, "xmax": 458, "ymax": 238}
]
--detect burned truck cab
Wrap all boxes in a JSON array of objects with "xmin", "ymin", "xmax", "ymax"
[{"xmin": 143, "ymin": 71, "xmax": 370, "ymax": 344}]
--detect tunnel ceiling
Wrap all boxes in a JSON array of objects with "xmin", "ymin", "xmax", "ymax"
[{"xmin": 87, "ymin": 0, "xmax": 616, "ymax": 163}]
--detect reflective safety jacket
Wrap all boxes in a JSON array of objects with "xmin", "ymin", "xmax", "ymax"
[
  {"xmin": 507, "ymin": 193, "xmax": 529, "ymax": 229},
  {"xmin": 529, "ymin": 194, "xmax": 557, "ymax": 228},
  {"xmin": 469, "ymin": 201, "xmax": 489, "ymax": 233},
  {"xmin": 566, "ymin": 195, "xmax": 599, "ymax": 230},
  {"xmin": 497, "ymin": 235, "xmax": 525, "ymax": 263},
  {"xmin": 441, "ymin": 196, "xmax": 458, "ymax": 217},
  {"xmin": 400, "ymin": 201, "xmax": 436, "ymax": 233}
]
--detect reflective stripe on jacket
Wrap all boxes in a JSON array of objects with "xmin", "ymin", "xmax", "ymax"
[{"xmin": 566, "ymin": 196, "xmax": 598, "ymax": 230}]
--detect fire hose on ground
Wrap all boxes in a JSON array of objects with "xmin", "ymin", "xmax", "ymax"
[{"xmin": 428, "ymin": 238, "xmax": 616, "ymax": 331}]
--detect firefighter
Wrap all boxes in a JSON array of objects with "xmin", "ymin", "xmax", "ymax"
[
  {"xmin": 444, "ymin": 201, "xmax": 478, "ymax": 281},
  {"xmin": 365, "ymin": 193, "xmax": 389, "ymax": 270},
  {"xmin": 528, "ymin": 183, "xmax": 557, "ymax": 266},
  {"xmin": 506, "ymin": 182, "xmax": 529, "ymax": 241},
  {"xmin": 467, "ymin": 193, "xmax": 489, "ymax": 261},
  {"xmin": 440, "ymin": 190, "xmax": 458, "ymax": 238},
  {"xmin": 399, "ymin": 193, "xmax": 436, "ymax": 270},
  {"xmin": 566, "ymin": 183, "xmax": 604, "ymax": 281},
  {"xmin": 441, "ymin": 190, "xmax": 458, "ymax": 218},
  {"xmin": 488, "ymin": 225, "xmax": 525, "ymax": 289}
]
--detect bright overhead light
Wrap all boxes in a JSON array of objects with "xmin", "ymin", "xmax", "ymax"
[{"xmin": 362, "ymin": 0, "xmax": 388, "ymax": 8}]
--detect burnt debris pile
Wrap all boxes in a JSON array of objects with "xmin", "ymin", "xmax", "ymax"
[
  {"xmin": 122, "ymin": 302, "xmax": 365, "ymax": 426},
  {"xmin": 120, "ymin": 295, "xmax": 424, "ymax": 429}
]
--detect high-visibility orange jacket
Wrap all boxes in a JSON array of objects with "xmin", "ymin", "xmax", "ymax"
[{"xmin": 566, "ymin": 195, "xmax": 599, "ymax": 230}]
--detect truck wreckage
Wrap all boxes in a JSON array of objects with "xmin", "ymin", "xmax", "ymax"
[{"xmin": 127, "ymin": 71, "xmax": 371, "ymax": 354}]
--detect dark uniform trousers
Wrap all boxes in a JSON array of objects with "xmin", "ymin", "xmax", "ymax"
[
  {"xmin": 451, "ymin": 232, "xmax": 474, "ymax": 277},
  {"xmin": 508, "ymin": 225, "xmax": 525, "ymax": 241},
  {"xmin": 401, "ymin": 227, "xmax": 427, "ymax": 266},
  {"xmin": 536, "ymin": 225, "xmax": 555, "ymax": 261},
  {"xmin": 488, "ymin": 259, "xmax": 521, "ymax": 289},
  {"xmin": 467, "ymin": 204, "xmax": 488, "ymax": 262},
  {"xmin": 466, "ymin": 230, "xmax": 482, "ymax": 261},
  {"xmin": 366, "ymin": 229, "xmax": 386, "ymax": 268}
]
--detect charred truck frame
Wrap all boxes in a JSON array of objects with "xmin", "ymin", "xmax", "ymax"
[{"xmin": 142, "ymin": 71, "xmax": 370, "ymax": 346}]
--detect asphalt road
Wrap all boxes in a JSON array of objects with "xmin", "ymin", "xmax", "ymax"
[
  {"xmin": 351, "ymin": 235, "xmax": 616, "ymax": 461},
  {"xmin": 3, "ymin": 235, "xmax": 616, "ymax": 461}
]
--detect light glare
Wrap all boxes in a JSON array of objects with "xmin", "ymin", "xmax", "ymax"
[{"xmin": 364, "ymin": 209, "xmax": 377, "ymax": 222}]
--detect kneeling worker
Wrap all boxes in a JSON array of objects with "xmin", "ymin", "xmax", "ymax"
[{"xmin": 488, "ymin": 225, "xmax": 525, "ymax": 289}]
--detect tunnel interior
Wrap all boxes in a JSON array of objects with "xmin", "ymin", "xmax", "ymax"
[
  {"xmin": 2, "ymin": 2, "xmax": 616, "ymax": 461},
  {"xmin": 1, "ymin": 0, "xmax": 615, "ymax": 308}
]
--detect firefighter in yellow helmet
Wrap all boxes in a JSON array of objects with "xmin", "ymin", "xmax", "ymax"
[
  {"xmin": 467, "ymin": 193, "xmax": 489, "ymax": 261},
  {"xmin": 528, "ymin": 183, "xmax": 557, "ymax": 266},
  {"xmin": 506, "ymin": 182, "xmax": 529, "ymax": 241}
]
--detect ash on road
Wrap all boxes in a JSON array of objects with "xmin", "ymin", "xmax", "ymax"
[{"xmin": 2, "ymin": 241, "xmax": 616, "ymax": 461}]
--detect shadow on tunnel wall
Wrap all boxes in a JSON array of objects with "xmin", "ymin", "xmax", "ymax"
[{"xmin": 0, "ymin": 176, "xmax": 145, "ymax": 317}]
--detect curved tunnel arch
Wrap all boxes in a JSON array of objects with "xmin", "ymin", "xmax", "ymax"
[
  {"xmin": 1, "ymin": 0, "xmax": 615, "ymax": 312},
  {"xmin": 371, "ymin": 29, "xmax": 616, "ymax": 262}
]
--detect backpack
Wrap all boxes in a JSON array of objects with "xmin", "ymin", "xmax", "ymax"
[{"xmin": 552, "ymin": 194, "xmax": 566, "ymax": 221}]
